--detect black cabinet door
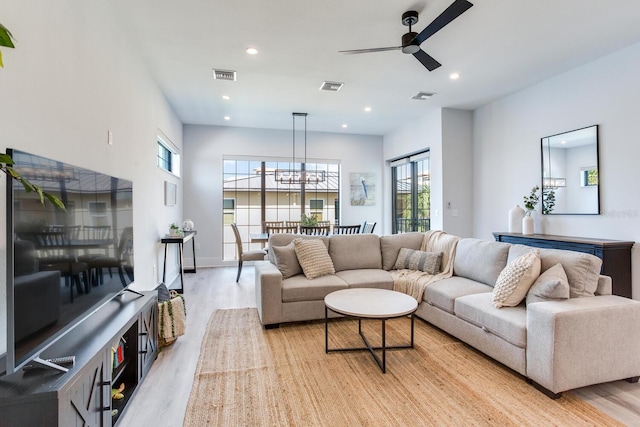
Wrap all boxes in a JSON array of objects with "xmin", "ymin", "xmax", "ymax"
[
  {"xmin": 139, "ymin": 302, "xmax": 158, "ymax": 378},
  {"xmin": 61, "ymin": 351, "xmax": 109, "ymax": 427}
]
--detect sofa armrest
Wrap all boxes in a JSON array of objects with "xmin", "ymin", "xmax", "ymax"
[
  {"xmin": 527, "ymin": 295, "xmax": 640, "ymax": 395},
  {"xmin": 255, "ymin": 261, "xmax": 283, "ymax": 327},
  {"xmin": 595, "ymin": 274, "xmax": 612, "ymax": 295}
]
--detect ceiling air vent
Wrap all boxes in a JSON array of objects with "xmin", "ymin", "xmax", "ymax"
[
  {"xmin": 411, "ymin": 91, "xmax": 435, "ymax": 100},
  {"xmin": 320, "ymin": 81, "xmax": 344, "ymax": 92},
  {"xmin": 212, "ymin": 69, "xmax": 237, "ymax": 81}
]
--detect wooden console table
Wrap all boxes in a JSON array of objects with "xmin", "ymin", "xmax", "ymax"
[
  {"xmin": 493, "ymin": 232, "xmax": 635, "ymax": 298},
  {"xmin": 161, "ymin": 230, "xmax": 197, "ymax": 293}
]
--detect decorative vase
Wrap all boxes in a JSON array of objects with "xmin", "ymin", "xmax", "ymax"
[
  {"xmin": 522, "ymin": 214, "xmax": 534, "ymax": 235},
  {"xmin": 508, "ymin": 205, "xmax": 525, "ymax": 233},
  {"xmin": 182, "ymin": 219, "xmax": 194, "ymax": 231}
]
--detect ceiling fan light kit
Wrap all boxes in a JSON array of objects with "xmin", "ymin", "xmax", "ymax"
[{"xmin": 339, "ymin": 0, "xmax": 473, "ymax": 72}]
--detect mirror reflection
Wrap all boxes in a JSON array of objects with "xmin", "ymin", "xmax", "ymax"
[{"xmin": 541, "ymin": 125, "xmax": 599, "ymax": 215}]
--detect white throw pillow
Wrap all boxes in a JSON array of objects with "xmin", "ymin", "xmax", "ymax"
[
  {"xmin": 526, "ymin": 262, "xmax": 570, "ymax": 305},
  {"xmin": 492, "ymin": 250, "xmax": 541, "ymax": 308},
  {"xmin": 293, "ymin": 238, "xmax": 335, "ymax": 280}
]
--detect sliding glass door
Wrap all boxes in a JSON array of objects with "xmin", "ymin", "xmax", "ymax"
[{"xmin": 391, "ymin": 152, "xmax": 430, "ymax": 233}]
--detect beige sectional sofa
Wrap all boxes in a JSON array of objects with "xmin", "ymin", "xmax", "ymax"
[{"xmin": 254, "ymin": 232, "xmax": 640, "ymax": 397}]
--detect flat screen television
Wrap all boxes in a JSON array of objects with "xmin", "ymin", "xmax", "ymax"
[{"xmin": 4, "ymin": 149, "xmax": 134, "ymax": 372}]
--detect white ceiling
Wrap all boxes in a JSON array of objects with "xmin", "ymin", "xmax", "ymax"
[{"xmin": 109, "ymin": 0, "xmax": 640, "ymax": 136}]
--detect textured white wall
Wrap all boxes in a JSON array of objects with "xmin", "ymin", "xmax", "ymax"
[
  {"xmin": 473, "ymin": 41, "xmax": 640, "ymax": 298},
  {"xmin": 0, "ymin": 0, "xmax": 183, "ymax": 359},
  {"xmin": 182, "ymin": 125, "xmax": 383, "ymax": 267}
]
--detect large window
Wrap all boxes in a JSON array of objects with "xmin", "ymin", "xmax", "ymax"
[
  {"xmin": 391, "ymin": 152, "xmax": 430, "ymax": 233},
  {"xmin": 223, "ymin": 158, "xmax": 340, "ymax": 260}
]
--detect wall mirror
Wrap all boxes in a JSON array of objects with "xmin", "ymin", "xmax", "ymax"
[{"xmin": 541, "ymin": 124, "xmax": 600, "ymax": 215}]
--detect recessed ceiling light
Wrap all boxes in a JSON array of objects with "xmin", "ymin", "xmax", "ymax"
[
  {"xmin": 246, "ymin": 47, "xmax": 258, "ymax": 55},
  {"xmin": 342, "ymin": 124, "xmax": 348, "ymax": 128},
  {"xmin": 364, "ymin": 107, "xmax": 372, "ymax": 112},
  {"xmin": 222, "ymin": 95, "xmax": 230, "ymax": 100},
  {"xmin": 560, "ymin": 140, "xmax": 567, "ymax": 145},
  {"xmin": 449, "ymin": 73, "xmax": 460, "ymax": 80},
  {"xmin": 224, "ymin": 116, "xmax": 231, "ymax": 121}
]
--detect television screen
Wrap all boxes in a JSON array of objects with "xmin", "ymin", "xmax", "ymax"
[{"xmin": 7, "ymin": 149, "xmax": 134, "ymax": 368}]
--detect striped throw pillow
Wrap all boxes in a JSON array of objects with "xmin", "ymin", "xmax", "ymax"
[{"xmin": 394, "ymin": 248, "xmax": 443, "ymax": 275}]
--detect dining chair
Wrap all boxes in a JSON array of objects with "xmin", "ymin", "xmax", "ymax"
[
  {"xmin": 333, "ymin": 225, "xmax": 361, "ymax": 234},
  {"xmin": 300, "ymin": 225, "xmax": 330, "ymax": 236},
  {"xmin": 261, "ymin": 221, "xmax": 284, "ymax": 233},
  {"xmin": 266, "ymin": 225, "xmax": 298, "ymax": 235},
  {"xmin": 231, "ymin": 223, "xmax": 267, "ymax": 282},
  {"xmin": 80, "ymin": 225, "xmax": 113, "ymax": 267},
  {"xmin": 32, "ymin": 229, "xmax": 90, "ymax": 303},
  {"xmin": 285, "ymin": 221, "xmax": 301, "ymax": 233},
  {"xmin": 87, "ymin": 227, "xmax": 134, "ymax": 287},
  {"xmin": 361, "ymin": 221, "xmax": 376, "ymax": 233}
]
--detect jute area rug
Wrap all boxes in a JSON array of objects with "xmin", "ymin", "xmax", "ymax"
[{"xmin": 184, "ymin": 308, "xmax": 622, "ymax": 426}]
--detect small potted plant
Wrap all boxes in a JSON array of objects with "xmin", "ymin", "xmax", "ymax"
[
  {"xmin": 300, "ymin": 213, "xmax": 318, "ymax": 226},
  {"xmin": 169, "ymin": 223, "xmax": 182, "ymax": 236}
]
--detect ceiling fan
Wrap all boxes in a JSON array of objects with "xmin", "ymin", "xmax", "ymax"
[{"xmin": 339, "ymin": 0, "xmax": 473, "ymax": 71}]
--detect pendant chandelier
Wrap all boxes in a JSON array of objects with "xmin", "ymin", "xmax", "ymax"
[{"xmin": 276, "ymin": 112, "xmax": 325, "ymax": 184}]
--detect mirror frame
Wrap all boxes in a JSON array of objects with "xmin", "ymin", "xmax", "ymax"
[{"xmin": 540, "ymin": 124, "xmax": 600, "ymax": 215}]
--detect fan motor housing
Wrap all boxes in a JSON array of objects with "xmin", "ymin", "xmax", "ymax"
[{"xmin": 401, "ymin": 32, "xmax": 420, "ymax": 54}]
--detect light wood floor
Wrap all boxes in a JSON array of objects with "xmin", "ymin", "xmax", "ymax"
[{"xmin": 117, "ymin": 266, "xmax": 640, "ymax": 426}]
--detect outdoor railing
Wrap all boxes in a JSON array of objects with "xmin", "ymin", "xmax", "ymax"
[{"xmin": 395, "ymin": 218, "xmax": 431, "ymax": 233}]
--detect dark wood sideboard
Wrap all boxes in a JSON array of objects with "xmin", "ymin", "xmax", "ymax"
[
  {"xmin": 493, "ymin": 232, "xmax": 635, "ymax": 298},
  {"xmin": 0, "ymin": 291, "xmax": 158, "ymax": 426}
]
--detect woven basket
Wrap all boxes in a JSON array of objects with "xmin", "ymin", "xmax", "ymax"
[{"xmin": 158, "ymin": 290, "xmax": 186, "ymax": 347}]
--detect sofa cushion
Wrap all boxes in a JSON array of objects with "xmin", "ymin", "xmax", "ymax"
[
  {"xmin": 455, "ymin": 292, "xmax": 527, "ymax": 348},
  {"xmin": 294, "ymin": 239, "xmax": 335, "ymax": 279},
  {"xmin": 281, "ymin": 274, "xmax": 348, "ymax": 303},
  {"xmin": 453, "ymin": 238, "xmax": 510, "ymax": 286},
  {"xmin": 271, "ymin": 242, "xmax": 302, "ymax": 279},
  {"xmin": 380, "ymin": 232, "xmax": 424, "ymax": 270},
  {"xmin": 336, "ymin": 269, "xmax": 394, "ymax": 290},
  {"xmin": 267, "ymin": 233, "xmax": 328, "ymax": 264},
  {"xmin": 422, "ymin": 276, "xmax": 493, "ymax": 314},
  {"xmin": 329, "ymin": 234, "xmax": 382, "ymax": 272},
  {"xmin": 492, "ymin": 250, "xmax": 541, "ymax": 308},
  {"xmin": 526, "ymin": 262, "xmax": 570, "ymax": 305},
  {"xmin": 508, "ymin": 245, "xmax": 602, "ymax": 298},
  {"xmin": 394, "ymin": 248, "xmax": 442, "ymax": 274}
]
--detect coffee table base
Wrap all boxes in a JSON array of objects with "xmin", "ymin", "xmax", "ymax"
[{"xmin": 324, "ymin": 306, "xmax": 415, "ymax": 373}]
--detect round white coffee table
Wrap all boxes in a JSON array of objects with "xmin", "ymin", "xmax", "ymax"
[{"xmin": 324, "ymin": 288, "xmax": 418, "ymax": 373}]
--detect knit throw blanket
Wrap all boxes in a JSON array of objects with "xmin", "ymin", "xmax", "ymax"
[{"xmin": 391, "ymin": 230, "xmax": 460, "ymax": 301}]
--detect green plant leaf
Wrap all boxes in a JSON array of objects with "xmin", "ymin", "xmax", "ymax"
[
  {"xmin": 45, "ymin": 193, "xmax": 67, "ymax": 212},
  {"xmin": 0, "ymin": 49, "xmax": 4, "ymax": 68},
  {"xmin": 0, "ymin": 153, "xmax": 15, "ymax": 165},
  {"xmin": 0, "ymin": 23, "xmax": 16, "ymax": 48}
]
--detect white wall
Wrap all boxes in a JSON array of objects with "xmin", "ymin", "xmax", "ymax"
[
  {"xmin": 182, "ymin": 125, "xmax": 384, "ymax": 267},
  {"xmin": 473, "ymin": 40, "xmax": 640, "ymax": 298},
  {"xmin": 383, "ymin": 108, "xmax": 473, "ymax": 237},
  {"xmin": 0, "ymin": 0, "xmax": 183, "ymax": 358}
]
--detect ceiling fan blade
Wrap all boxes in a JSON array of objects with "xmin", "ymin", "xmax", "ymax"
[
  {"xmin": 413, "ymin": 0, "xmax": 473, "ymax": 45},
  {"xmin": 339, "ymin": 46, "xmax": 402, "ymax": 54},
  {"xmin": 413, "ymin": 49, "xmax": 441, "ymax": 71}
]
